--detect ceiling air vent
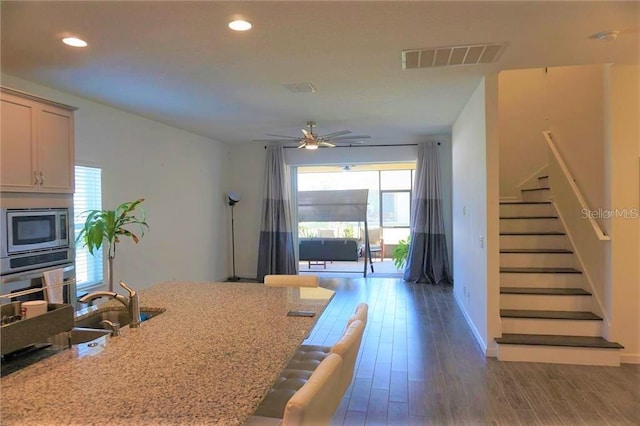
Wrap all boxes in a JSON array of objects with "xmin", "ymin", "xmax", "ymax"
[
  {"xmin": 282, "ymin": 82, "xmax": 318, "ymax": 93},
  {"xmin": 402, "ymin": 43, "xmax": 505, "ymax": 69}
]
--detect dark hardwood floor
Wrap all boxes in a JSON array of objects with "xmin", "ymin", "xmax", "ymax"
[{"xmin": 303, "ymin": 277, "xmax": 640, "ymax": 426}]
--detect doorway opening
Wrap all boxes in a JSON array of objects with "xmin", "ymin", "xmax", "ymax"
[{"xmin": 296, "ymin": 162, "xmax": 415, "ymax": 277}]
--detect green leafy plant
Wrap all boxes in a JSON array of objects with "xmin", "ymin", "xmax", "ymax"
[
  {"xmin": 343, "ymin": 226, "xmax": 354, "ymax": 238},
  {"xmin": 392, "ymin": 235, "xmax": 411, "ymax": 270},
  {"xmin": 76, "ymin": 198, "xmax": 149, "ymax": 291},
  {"xmin": 299, "ymin": 225, "xmax": 313, "ymax": 238}
]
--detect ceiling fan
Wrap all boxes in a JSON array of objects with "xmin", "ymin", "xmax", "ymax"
[{"xmin": 254, "ymin": 121, "xmax": 371, "ymax": 150}]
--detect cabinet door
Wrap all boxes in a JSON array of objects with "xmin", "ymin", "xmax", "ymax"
[
  {"xmin": 38, "ymin": 106, "xmax": 74, "ymax": 193},
  {"xmin": 0, "ymin": 95, "xmax": 39, "ymax": 191}
]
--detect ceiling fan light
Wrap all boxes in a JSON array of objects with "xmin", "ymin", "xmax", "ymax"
[
  {"xmin": 229, "ymin": 20, "xmax": 252, "ymax": 31},
  {"xmin": 305, "ymin": 144, "xmax": 319, "ymax": 150},
  {"xmin": 62, "ymin": 37, "xmax": 88, "ymax": 47}
]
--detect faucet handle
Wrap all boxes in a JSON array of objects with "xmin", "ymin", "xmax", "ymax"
[
  {"xmin": 119, "ymin": 281, "xmax": 137, "ymax": 298},
  {"xmin": 100, "ymin": 319, "xmax": 120, "ymax": 336}
]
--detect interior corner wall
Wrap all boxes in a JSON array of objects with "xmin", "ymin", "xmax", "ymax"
[
  {"xmin": 498, "ymin": 68, "xmax": 548, "ymax": 199},
  {"xmin": 484, "ymin": 74, "xmax": 501, "ymax": 357},
  {"xmin": 1, "ymin": 74, "xmax": 231, "ymax": 289},
  {"xmin": 452, "ymin": 77, "xmax": 490, "ymax": 353},
  {"xmin": 227, "ymin": 143, "xmax": 267, "ymax": 280},
  {"xmin": 606, "ymin": 65, "xmax": 640, "ymax": 363}
]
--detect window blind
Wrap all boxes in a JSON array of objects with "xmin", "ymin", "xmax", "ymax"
[{"xmin": 73, "ymin": 165, "xmax": 103, "ymax": 290}]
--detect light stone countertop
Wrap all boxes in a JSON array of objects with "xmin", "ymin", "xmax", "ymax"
[{"xmin": 0, "ymin": 281, "xmax": 335, "ymax": 425}]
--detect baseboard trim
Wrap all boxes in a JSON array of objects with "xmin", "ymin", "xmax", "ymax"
[
  {"xmin": 621, "ymin": 353, "xmax": 640, "ymax": 364},
  {"xmin": 453, "ymin": 291, "xmax": 491, "ymax": 356}
]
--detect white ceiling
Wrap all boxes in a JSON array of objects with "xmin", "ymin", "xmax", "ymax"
[{"xmin": 1, "ymin": 1, "xmax": 638, "ymax": 146}]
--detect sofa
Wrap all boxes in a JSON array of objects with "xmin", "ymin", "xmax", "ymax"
[{"xmin": 299, "ymin": 238, "xmax": 359, "ymax": 267}]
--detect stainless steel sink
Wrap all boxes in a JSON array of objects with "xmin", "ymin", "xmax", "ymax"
[
  {"xmin": 68, "ymin": 328, "xmax": 111, "ymax": 344},
  {"xmin": 74, "ymin": 307, "xmax": 165, "ymax": 329},
  {"xmin": 46, "ymin": 327, "xmax": 111, "ymax": 348}
]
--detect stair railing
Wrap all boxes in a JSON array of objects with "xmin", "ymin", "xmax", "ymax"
[
  {"xmin": 542, "ymin": 131, "xmax": 610, "ymax": 241},
  {"xmin": 543, "ymin": 130, "xmax": 611, "ymax": 332}
]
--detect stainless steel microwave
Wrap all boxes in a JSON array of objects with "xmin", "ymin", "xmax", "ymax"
[{"xmin": 1, "ymin": 208, "xmax": 73, "ymax": 275}]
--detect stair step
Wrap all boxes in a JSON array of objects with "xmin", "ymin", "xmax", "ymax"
[
  {"xmin": 500, "ymin": 267, "xmax": 581, "ymax": 274},
  {"xmin": 537, "ymin": 175, "xmax": 549, "ymax": 180},
  {"xmin": 500, "ymin": 287, "xmax": 590, "ymax": 295},
  {"xmin": 500, "ymin": 218, "xmax": 562, "ymax": 234},
  {"xmin": 501, "ymin": 317, "xmax": 602, "ymax": 337},
  {"xmin": 500, "ymin": 309, "xmax": 601, "ymax": 320},
  {"xmin": 500, "ymin": 216, "xmax": 558, "ymax": 219},
  {"xmin": 500, "ymin": 202, "xmax": 555, "ymax": 218},
  {"xmin": 499, "ymin": 201, "xmax": 552, "ymax": 205},
  {"xmin": 500, "ymin": 249, "xmax": 572, "ymax": 254},
  {"xmin": 500, "ymin": 234, "xmax": 568, "ymax": 251},
  {"xmin": 495, "ymin": 334, "xmax": 623, "ymax": 349},
  {"xmin": 501, "ymin": 293, "xmax": 592, "ymax": 311},
  {"xmin": 500, "ymin": 231, "xmax": 565, "ymax": 235},
  {"xmin": 500, "ymin": 253, "xmax": 574, "ymax": 268},
  {"xmin": 500, "ymin": 271, "xmax": 583, "ymax": 288},
  {"xmin": 522, "ymin": 188, "xmax": 550, "ymax": 202},
  {"xmin": 521, "ymin": 187, "xmax": 551, "ymax": 192}
]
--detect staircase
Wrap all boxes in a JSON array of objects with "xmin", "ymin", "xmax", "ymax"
[{"xmin": 496, "ymin": 175, "xmax": 623, "ymax": 366}]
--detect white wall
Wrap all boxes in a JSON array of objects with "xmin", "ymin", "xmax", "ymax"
[
  {"xmin": 605, "ymin": 65, "xmax": 640, "ymax": 363},
  {"xmin": 1, "ymin": 74, "xmax": 231, "ymax": 289},
  {"xmin": 229, "ymin": 139, "xmax": 454, "ymax": 280},
  {"xmin": 452, "ymin": 76, "xmax": 501, "ymax": 355},
  {"xmin": 547, "ymin": 65, "xmax": 606, "ymax": 212},
  {"xmin": 498, "ymin": 68, "xmax": 548, "ymax": 199}
]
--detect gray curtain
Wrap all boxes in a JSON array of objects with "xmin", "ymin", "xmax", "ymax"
[
  {"xmin": 403, "ymin": 142, "xmax": 452, "ymax": 285},
  {"xmin": 257, "ymin": 145, "xmax": 297, "ymax": 281}
]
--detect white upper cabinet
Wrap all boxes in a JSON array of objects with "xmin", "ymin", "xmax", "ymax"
[{"xmin": 1, "ymin": 88, "xmax": 75, "ymax": 193}]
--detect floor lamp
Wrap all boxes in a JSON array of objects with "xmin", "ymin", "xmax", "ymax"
[{"xmin": 228, "ymin": 192, "xmax": 241, "ymax": 282}]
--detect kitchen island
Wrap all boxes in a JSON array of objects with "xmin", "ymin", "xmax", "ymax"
[{"xmin": 0, "ymin": 281, "xmax": 335, "ymax": 425}]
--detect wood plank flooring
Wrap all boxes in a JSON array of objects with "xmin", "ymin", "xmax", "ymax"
[{"xmin": 303, "ymin": 277, "xmax": 640, "ymax": 425}]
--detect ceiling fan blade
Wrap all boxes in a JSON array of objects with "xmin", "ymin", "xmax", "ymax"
[
  {"xmin": 301, "ymin": 129, "xmax": 313, "ymax": 138},
  {"xmin": 319, "ymin": 141, "xmax": 336, "ymax": 148},
  {"xmin": 264, "ymin": 134, "xmax": 300, "ymax": 139},
  {"xmin": 329, "ymin": 135, "xmax": 372, "ymax": 141},
  {"xmin": 320, "ymin": 130, "xmax": 351, "ymax": 139},
  {"xmin": 334, "ymin": 140, "xmax": 365, "ymax": 145},
  {"xmin": 297, "ymin": 143, "xmax": 306, "ymax": 149},
  {"xmin": 253, "ymin": 139, "xmax": 301, "ymax": 143}
]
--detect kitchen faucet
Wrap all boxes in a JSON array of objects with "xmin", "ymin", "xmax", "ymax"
[{"xmin": 78, "ymin": 281, "xmax": 141, "ymax": 328}]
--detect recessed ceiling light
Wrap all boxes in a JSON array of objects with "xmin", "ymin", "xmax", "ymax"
[
  {"xmin": 228, "ymin": 20, "xmax": 252, "ymax": 31},
  {"xmin": 62, "ymin": 37, "xmax": 88, "ymax": 47}
]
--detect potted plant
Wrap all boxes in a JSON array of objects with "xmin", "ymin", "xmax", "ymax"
[
  {"xmin": 76, "ymin": 198, "xmax": 149, "ymax": 292},
  {"xmin": 392, "ymin": 235, "xmax": 411, "ymax": 270}
]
